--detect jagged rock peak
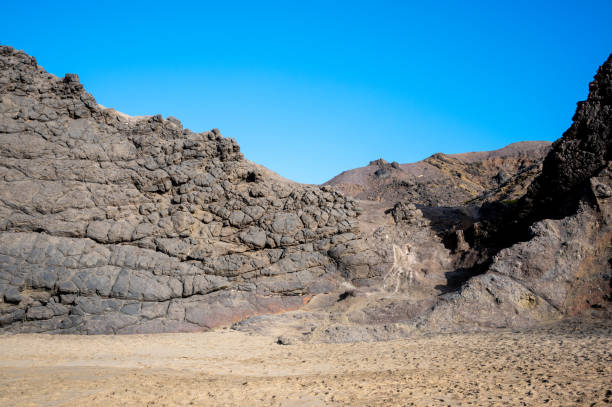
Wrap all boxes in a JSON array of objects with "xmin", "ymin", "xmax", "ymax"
[{"xmin": 523, "ymin": 53, "xmax": 612, "ymax": 220}]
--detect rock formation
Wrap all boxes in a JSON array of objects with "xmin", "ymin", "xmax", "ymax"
[
  {"xmin": 427, "ymin": 54, "xmax": 612, "ymax": 328},
  {"xmin": 1, "ymin": 45, "xmax": 609, "ymax": 339},
  {"xmin": 234, "ymin": 54, "xmax": 611, "ymax": 342},
  {"xmin": 0, "ymin": 45, "xmax": 376, "ymax": 333}
]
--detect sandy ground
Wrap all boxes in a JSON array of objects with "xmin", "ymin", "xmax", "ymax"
[{"xmin": 0, "ymin": 325, "xmax": 610, "ymax": 407}]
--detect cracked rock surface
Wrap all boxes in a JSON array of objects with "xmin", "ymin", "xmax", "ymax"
[
  {"xmin": 0, "ymin": 46, "xmax": 374, "ymax": 333},
  {"xmin": 1, "ymin": 46, "xmax": 610, "ymax": 339}
]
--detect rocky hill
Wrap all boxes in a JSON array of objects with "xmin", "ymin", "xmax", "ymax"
[
  {"xmin": 423, "ymin": 54, "xmax": 612, "ymax": 329},
  {"xmin": 235, "ymin": 54, "xmax": 612, "ymax": 342},
  {"xmin": 0, "ymin": 46, "xmax": 377, "ymax": 333},
  {"xmin": 324, "ymin": 141, "xmax": 551, "ymax": 206},
  {"xmin": 0, "ymin": 45, "xmax": 609, "ymax": 338}
]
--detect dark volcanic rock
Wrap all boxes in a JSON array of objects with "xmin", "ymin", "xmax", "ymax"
[
  {"xmin": 372, "ymin": 55, "xmax": 612, "ymax": 332},
  {"xmin": 0, "ymin": 46, "xmax": 372, "ymax": 333},
  {"xmin": 421, "ymin": 54, "xmax": 612, "ymax": 330},
  {"xmin": 523, "ymin": 54, "xmax": 612, "ymax": 221}
]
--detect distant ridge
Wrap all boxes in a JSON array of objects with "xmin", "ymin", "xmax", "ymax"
[{"xmin": 324, "ymin": 141, "xmax": 552, "ymax": 206}]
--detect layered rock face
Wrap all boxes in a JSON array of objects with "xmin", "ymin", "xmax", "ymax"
[{"xmin": 0, "ymin": 46, "xmax": 373, "ymax": 333}]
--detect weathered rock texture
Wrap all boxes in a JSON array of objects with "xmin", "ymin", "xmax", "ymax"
[
  {"xmin": 325, "ymin": 141, "xmax": 551, "ymax": 206},
  {"xmin": 1, "ymin": 45, "xmax": 610, "ymax": 339},
  {"xmin": 234, "ymin": 54, "xmax": 612, "ymax": 343},
  {"xmin": 523, "ymin": 57, "xmax": 612, "ymax": 221},
  {"xmin": 376, "ymin": 54, "xmax": 612, "ymax": 333},
  {"xmin": 0, "ymin": 45, "xmax": 377, "ymax": 333},
  {"xmin": 428, "ymin": 54, "xmax": 612, "ymax": 329}
]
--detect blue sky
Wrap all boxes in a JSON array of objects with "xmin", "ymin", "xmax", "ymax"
[{"xmin": 2, "ymin": 1, "xmax": 611, "ymax": 184}]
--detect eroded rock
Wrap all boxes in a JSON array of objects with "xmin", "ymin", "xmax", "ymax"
[{"xmin": 0, "ymin": 46, "xmax": 369, "ymax": 334}]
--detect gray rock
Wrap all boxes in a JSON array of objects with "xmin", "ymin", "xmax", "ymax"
[
  {"xmin": 0, "ymin": 45, "xmax": 369, "ymax": 334},
  {"xmin": 2, "ymin": 44, "xmax": 608, "ymax": 339},
  {"xmin": 276, "ymin": 335, "xmax": 294, "ymax": 345},
  {"xmin": 3, "ymin": 287, "xmax": 21, "ymax": 304},
  {"xmin": 239, "ymin": 227, "xmax": 267, "ymax": 248}
]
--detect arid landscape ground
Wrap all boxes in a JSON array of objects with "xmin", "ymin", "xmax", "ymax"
[{"xmin": 1, "ymin": 318, "xmax": 611, "ymax": 407}]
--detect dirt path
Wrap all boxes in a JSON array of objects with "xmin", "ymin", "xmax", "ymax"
[{"xmin": 0, "ymin": 326, "xmax": 610, "ymax": 406}]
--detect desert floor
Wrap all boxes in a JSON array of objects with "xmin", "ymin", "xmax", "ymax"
[{"xmin": 0, "ymin": 323, "xmax": 610, "ymax": 407}]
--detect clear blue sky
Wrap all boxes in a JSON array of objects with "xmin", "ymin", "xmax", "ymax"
[{"xmin": 2, "ymin": 1, "xmax": 611, "ymax": 184}]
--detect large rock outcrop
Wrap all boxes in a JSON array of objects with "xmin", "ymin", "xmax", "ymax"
[
  {"xmin": 523, "ymin": 55, "xmax": 612, "ymax": 221},
  {"xmin": 0, "ymin": 45, "xmax": 376, "ymax": 333},
  {"xmin": 1, "ymin": 45, "xmax": 609, "ymax": 339},
  {"xmin": 235, "ymin": 54, "xmax": 612, "ymax": 342},
  {"xmin": 415, "ymin": 54, "xmax": 612, "ymax": 331}
]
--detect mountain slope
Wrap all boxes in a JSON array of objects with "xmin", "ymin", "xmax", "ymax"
[
  {"xmin": 325, "ymin": 141, "xmax": 551, "ymax": 206},
  {"xmin": 236, "ymin": 54, "xmax": 612, "ymax": 342}
]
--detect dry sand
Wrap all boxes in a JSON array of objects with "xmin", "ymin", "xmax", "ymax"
[{"xmin": 0, "ymin": 324, "xmax": 610, "ymax": 407}]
